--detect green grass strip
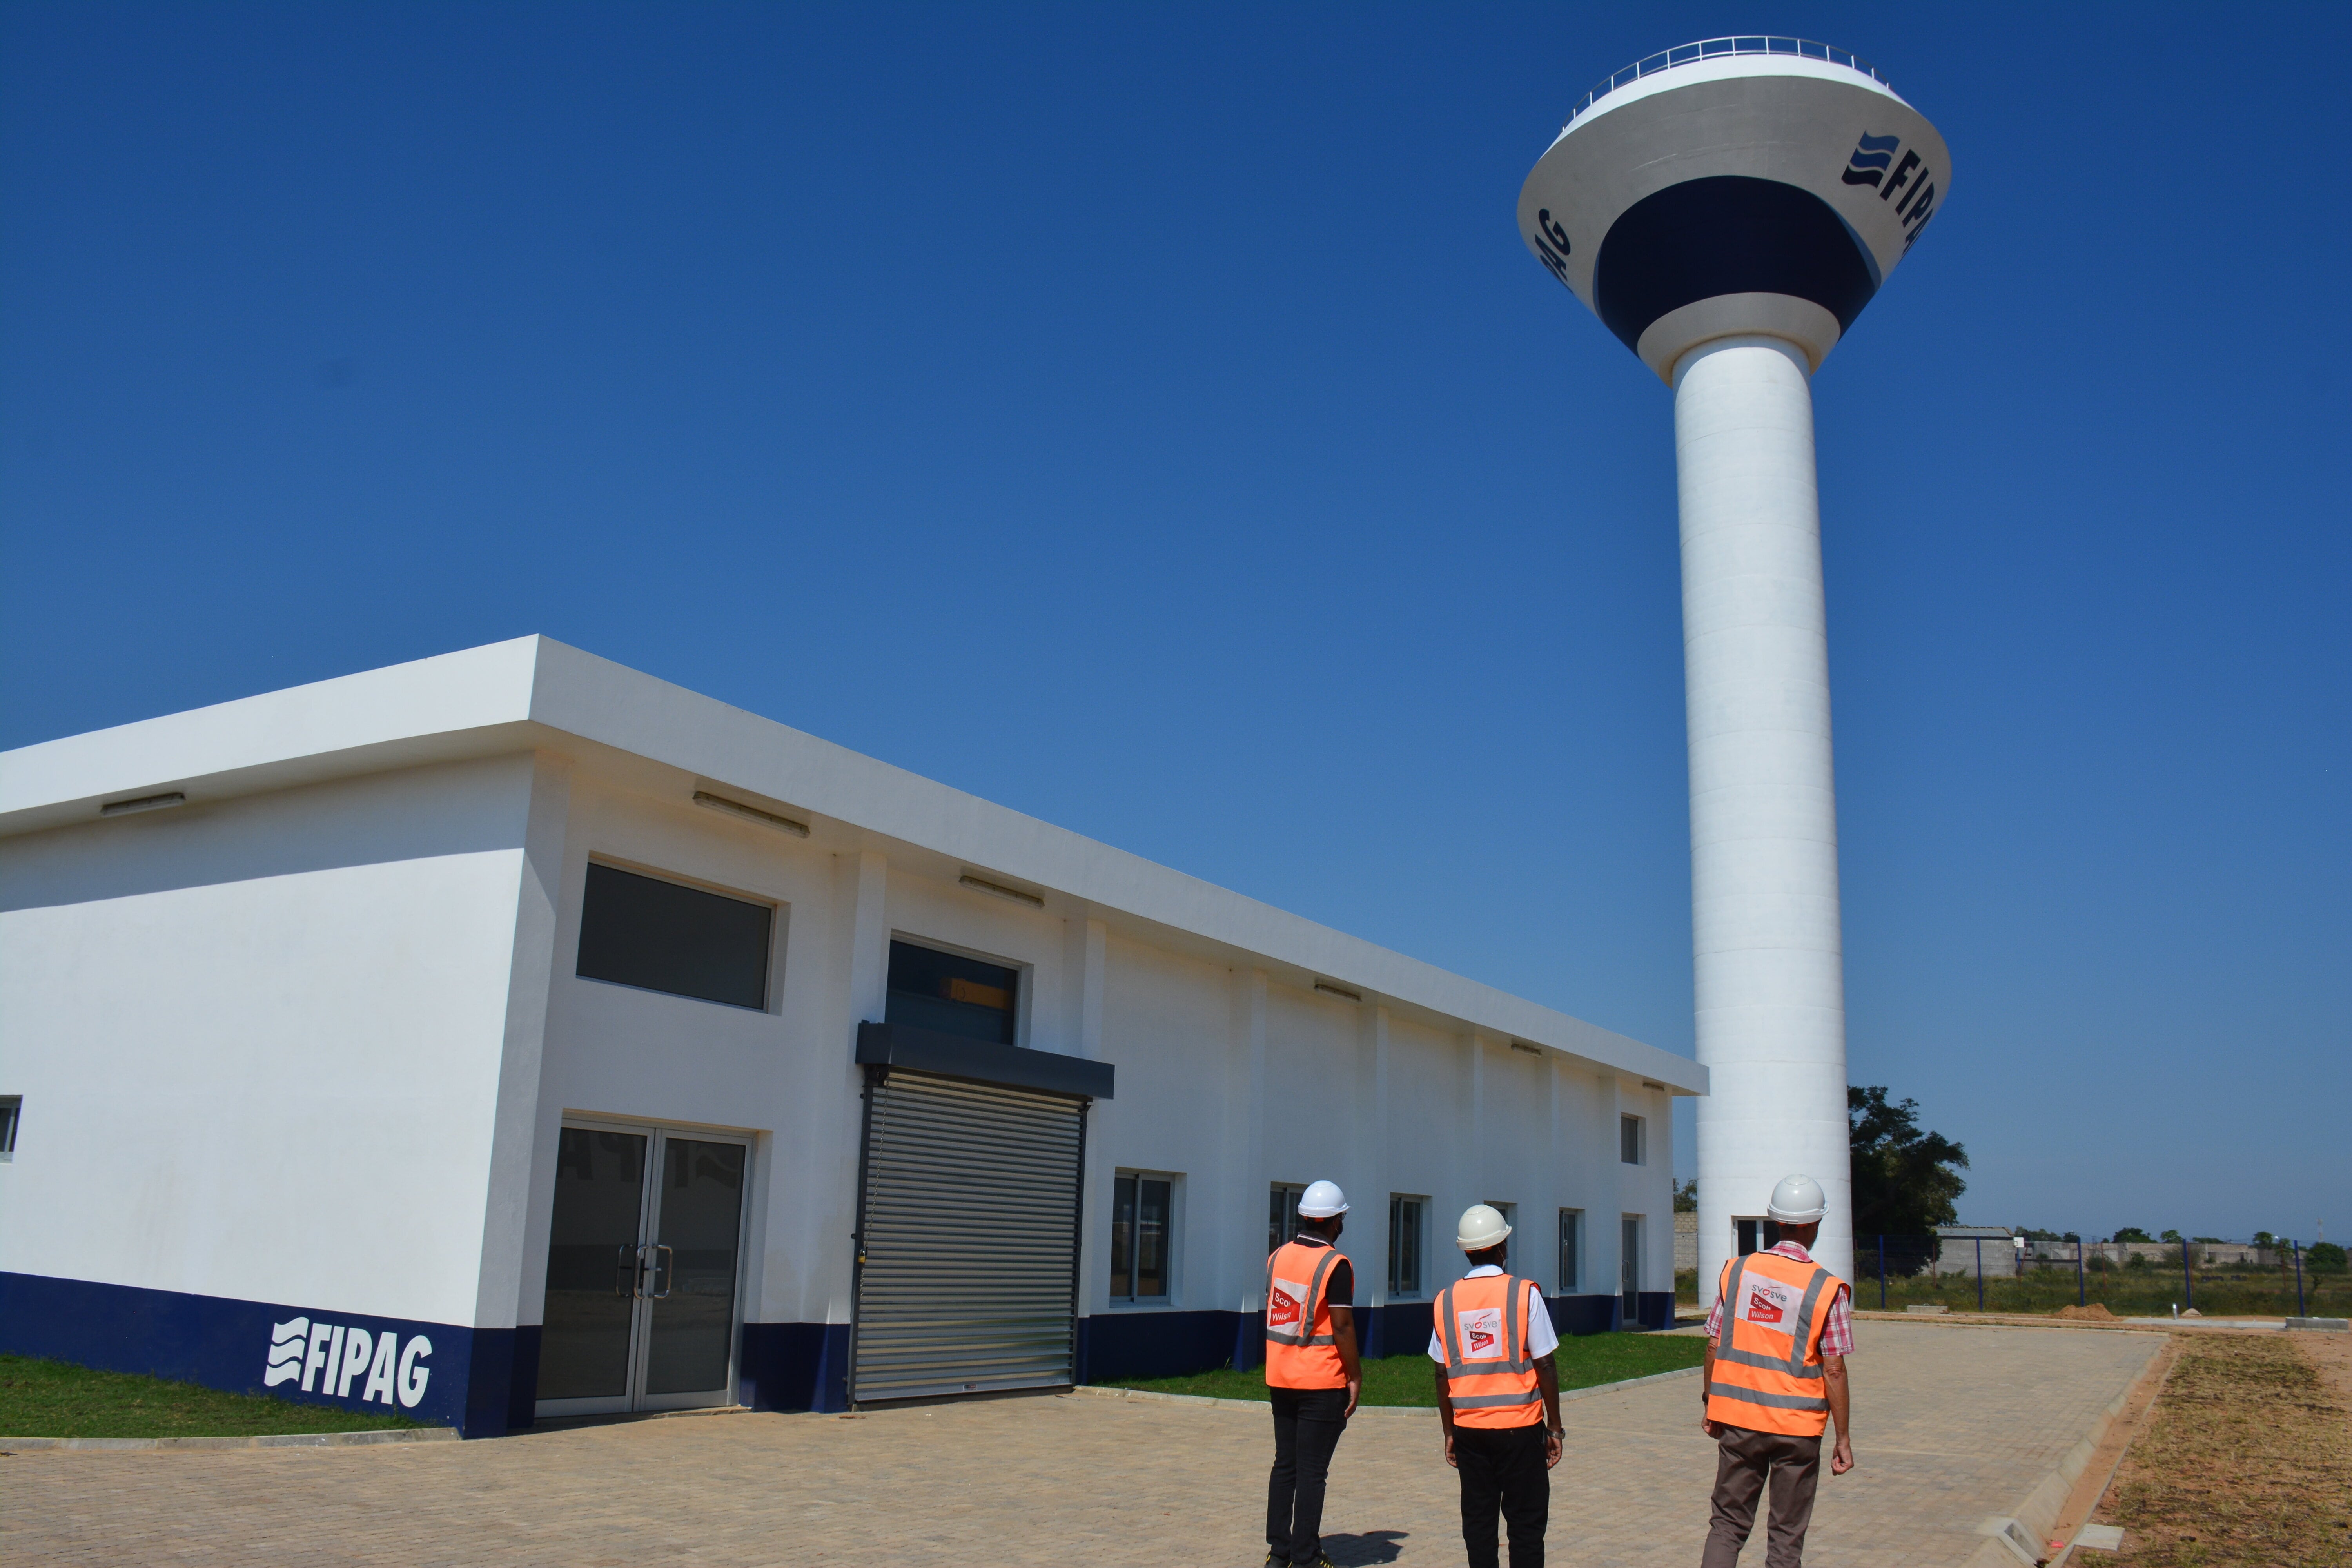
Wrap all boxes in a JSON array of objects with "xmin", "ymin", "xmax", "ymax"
[
  {"xmin": 0, "ymin": 1354, "xmax": 435, "ymax": 1439},
  {"xmin": 1096, "ymin": 1332, "xmax": 1707, "ymax": 1406}
]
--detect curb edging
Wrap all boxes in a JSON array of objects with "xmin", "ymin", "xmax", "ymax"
[{"xmin": 0, "ymin": 1426, "xmax": 457, "ymax": 1453}]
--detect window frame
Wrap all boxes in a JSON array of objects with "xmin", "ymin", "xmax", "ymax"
[
  {"xmin": 1622, "ymin": 1214, "xmax": 1645, "ymax": 1295},
  {"xmin": 0, "ymin": 1095, "xmax": 19, "ymax": 1161},
  {"xmin": 1557, "ymin": 1207, "xmax": 1583, "ymax": 1293},
  {"xmin": 574, "ymin": 856, "xmax": 782, "ymax": 1013},
  {"xmin": 885, "ymin": 933, "xmax": 1031, "ymax": 1048},
  {"xmin": 1620, "ymin": 1113, "xmax": 1645, "ymax": 1166},
  {"xmin": 1108, "ymin": 1169, "xmax": 1179, "ymax": 1306},
  {"xmin": 1387, "ymin": 1194, "xmax": 1428, "ymax": 1298},
  {"xmin": 1268, "ymin": 1183, "xmax": 1309, "ymax": 1255}
]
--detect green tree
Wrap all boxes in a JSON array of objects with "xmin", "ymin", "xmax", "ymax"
[
  {"xmin": 2307, "ymin": 1242, "xmax": 2348, "ymax": 1273},
  {"xmin": 2113, "ymin": 1227, "xmax": 2154, "ymax": 1243},
  {"xmin": 2253, "ymin": 1231, "xmax": 2277, "ymax": 1249},
  {"xmin": 2160, "ymin": 1229, "xmax": 2184, "ymax": 1244},
  {"xmin": 1673, "ymin": 1178, "xmax": 1697, "ymax": 1213},
  {"xmin": 1848, "ymin": 1086, "xmax": 1967, "ymax": 1248}
]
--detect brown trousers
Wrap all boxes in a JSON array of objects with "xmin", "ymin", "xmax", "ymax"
[{"xmin": 1699, "ymin": 1425, "xmax": 1822, "ymax": 1568}]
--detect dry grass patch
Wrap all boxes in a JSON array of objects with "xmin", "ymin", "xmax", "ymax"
[{"xmin": 2100, "ymin": 1332, "xmax": 2351, "ymax": 1566}]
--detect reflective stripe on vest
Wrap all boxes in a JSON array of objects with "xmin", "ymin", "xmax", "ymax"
[
  {"xmin": 1705, "ymin": 1251, "xmax": 1842, "ymax": 1437},
  {"xmin": 1264, "ymin": 1241, "xmax": 1348, "ymax": 1389},
  {"xmin": 1437, "ymin": 1274, "xmax": 1543, "ymax": 1428}
]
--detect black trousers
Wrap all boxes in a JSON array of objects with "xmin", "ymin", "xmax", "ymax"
[
  {"xmin": 1454, "ymin": 1419, "xmax": 1550, "ymax": 1568},
  {"xmin": 1267, "ymin": 1386, "xmax": 1349, "ymax": 1564}
]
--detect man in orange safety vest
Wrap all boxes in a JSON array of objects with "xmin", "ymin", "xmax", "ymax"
[
  {"xmin": 1699, "ymin": 1173, "xmax": 1856, "ymax": 1567},
  {"xmin": 1432, "ymin": 1203, "xmax": 1563, "ymax": 1568},
  {"xmin": 1263, "ymin": 1179, "xmax": 1363, "ymax": 1568}
]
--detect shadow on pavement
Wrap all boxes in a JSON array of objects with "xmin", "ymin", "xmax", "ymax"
[{"xmin": 1322, "ymin": 1529, "xmax": 1408, "ymax": 1564}]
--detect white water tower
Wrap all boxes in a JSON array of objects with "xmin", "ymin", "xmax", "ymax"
[{"xmin": 1516, "ymin": 39, "xmax": 1951, "ymax": 1303}]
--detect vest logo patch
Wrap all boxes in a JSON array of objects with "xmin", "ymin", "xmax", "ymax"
[
  {"xmin": 1457, "ymin": 1306, "xmax": 1503, "ymax": 1358},
  {"xmin": 1269, "ymin": 1277, "xmax": 1308, "ymax": 1328},
  {"xmin": 1739, "ymin": 1279, "xmax": 1796, "ymax": 1328}
]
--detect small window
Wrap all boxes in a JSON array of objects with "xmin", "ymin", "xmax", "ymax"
[
  {"xmin": 1622, "ymin": 1216, "xmax": 1643, "ymax": 1295},
  {"xmin": 0, "ymin": 1096, "xmax": 18, "ymax": 1161},
  {"xmin": 1620, "ymin": 1114, "xmax": 1644, "ymax": 1165},
  {"xmin": 1388, "ymin": 1196, "xmax": 1425, "ymax": 1296},
  {"xmin": 1558, "ymin": 1209, "xmax": 1581, "ymax": 1292},
  {"xmin": 886, "ymin": 940, "xmax": 1019, "ymax": 1045},
  {"xmin": 1268, "ymin": 1183, "xmax": 1308, "ymax": 1253},
  {"xmin": 1735, "ymin": 1217, "xmax": 1783, "ymax": 1256},
  {"xmin": 576, "ymin": 862, "xmax": 773, "ymax": 1009},
  {"xmin": 1110, "ymin": 1172, "xmax": 1174, "ymax": 1302},
  {"xmin": 1485, "ymin": 1201, "xmax": 1517, "ymax": 1237}
]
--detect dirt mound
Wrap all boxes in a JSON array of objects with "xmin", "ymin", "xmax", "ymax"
[{"xmin": 2055, "ymin": 1302, "xmax": 2117, "ymax": 1320}]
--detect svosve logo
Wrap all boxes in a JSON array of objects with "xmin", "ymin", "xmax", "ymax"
[
  {"xmin": 1838, "ymin": 132, "xmax": 1938, "ymax": 249},
  {"xmin": 263, "ymin": 1316, "xmax": 433, "ymax": 1409}
]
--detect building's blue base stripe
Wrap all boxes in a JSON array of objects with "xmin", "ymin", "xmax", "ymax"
[
  {"xmin": 0, "ymin": 1271, "xmax": 1676, "ymax": 1434},
  {"xmin": 738, "ymin": 1321, "xmax": 849, "ymax": 1413},
  {"xmin": 0, "ymin": 1271, "xmax": 499, "ymax": 1436}
]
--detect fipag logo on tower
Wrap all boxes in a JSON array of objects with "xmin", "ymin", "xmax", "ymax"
[
  {"xmin": 1840, "ymin": 131, "xmax": 1938, "ymax": 248},
  {"xmin": 264, "ymin": 1315, "xmax": 434, "ymax": 1409}
]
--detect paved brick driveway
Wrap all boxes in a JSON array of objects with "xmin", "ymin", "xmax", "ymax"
[{"xmin": 7, "ymin": 1321, "xmax": 2159, "ymax": 1566}]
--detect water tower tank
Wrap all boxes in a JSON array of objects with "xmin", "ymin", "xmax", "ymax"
[{"xmin": 1516, "ymin": 39, "xmax": 1951, "ymax": 1306}]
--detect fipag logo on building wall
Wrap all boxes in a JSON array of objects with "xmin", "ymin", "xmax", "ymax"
[{"xmin": 264, "ymin": 1316, "xmax": 434, "ymax": 1409}]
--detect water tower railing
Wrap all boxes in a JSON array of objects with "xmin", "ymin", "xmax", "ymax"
[{"xmin": 1563, "ymin": 37, "xmax": 1894, "ymax": 130}]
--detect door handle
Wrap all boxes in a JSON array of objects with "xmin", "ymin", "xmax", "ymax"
[
  {"xmin": 615, "ymin": 1243, "xmax": 637, "ymax": 1297},
  {"xmin": 653, "ymin": 1245, "xmax": 675, "ymax": 1300}
]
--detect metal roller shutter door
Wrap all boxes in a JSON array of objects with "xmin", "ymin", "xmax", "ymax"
[{"xmin": 852, "ymin": 1070, "xmax": 1085, "ymax": 1403}]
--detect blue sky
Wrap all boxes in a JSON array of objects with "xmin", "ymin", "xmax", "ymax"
[{"xmin": 4, "ymin": 4, "xmax": 2344, "ymax": 1244}]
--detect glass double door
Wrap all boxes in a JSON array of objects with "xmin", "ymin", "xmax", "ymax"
[{"xmin": 537, "ymin": 1122, "xmax": 749, "ymax": 1417}]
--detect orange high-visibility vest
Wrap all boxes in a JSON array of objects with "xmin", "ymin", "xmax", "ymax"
[
  {"xmin": 1706, "ymin": 1250, "xmax": 1844, "ymax": 1437},
  {"xmin": 1263, "ymin": 1239, "xmax": 1349, "ymax": 1389},
  {"xmin": 1435, "ymin": 1272, "xmax": 1543, "ymax": 1428}
]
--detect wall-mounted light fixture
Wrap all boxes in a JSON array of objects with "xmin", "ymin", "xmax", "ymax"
[
  {"xmin": 1642, "ymin": 1080, "xmax": 1666, "ymax": 1091},
  {"xmin": 1510, "ymin": 1041, "xmax": 1544, "ymax": 1056},
  {"xmin": 1312, "ymin": 981, "xmax": 1362, "ymax": 1002},
  {"xmin": 693, "ymin": 790, "xmax": 809, "ymax": 837},
  {"xmin": 100, "ymin": 791, "xmax": 185, "ymax": 817},
  {"xmin": 959, "ymin": 873, "xmax": 1044, "ymax": 908}
]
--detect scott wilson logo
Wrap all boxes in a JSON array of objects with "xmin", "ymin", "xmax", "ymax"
[
  {"xmin": 1457, "ymin": 1307, "xmax": 1503, "ymax": 1357},
  {"xmin": 1839, "ymin": 131, "xmax": 1938, "ymax": 249},
  {"xmin": 1269, "ymin": 1278, "xmax": 1307, "ymax": 1328},
  {"xmin": 1741, "ymin": 1283, "xmax": 1792, "ymax": 1327},
  {"xmin": 264, "ymin": 1316, "xmax": 434, "ymax": 1409}
]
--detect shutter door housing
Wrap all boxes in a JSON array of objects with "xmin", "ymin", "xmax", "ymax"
[{"xmin": 853, "ymin": 1069, "xmax": 1085, "ymax": 1402}]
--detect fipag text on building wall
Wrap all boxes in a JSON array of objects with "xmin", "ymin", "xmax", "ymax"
[{"xmin": 265, "ymin": 1315, "xmax": 434, "ymax": 1408}]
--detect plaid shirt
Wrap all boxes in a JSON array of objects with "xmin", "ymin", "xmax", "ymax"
[{"xmin": 1705, "ymin": 1241, "xmax": 1854, "ymax": 1356}]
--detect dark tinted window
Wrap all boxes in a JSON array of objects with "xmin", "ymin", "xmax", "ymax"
[
  {"xmin": 885, "ymin": 940, "xmax": 1018, "ymax": 1044},
  {"xmin": 576, "ymin": 862, "xmax": 772, "ymax": 1009},
  {"xmin": 1110, "ymin": 1174, "xmax": 1171, "ymax": 1301}
]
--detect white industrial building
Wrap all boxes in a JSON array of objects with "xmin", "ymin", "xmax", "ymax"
[{"xmin": 0, "ymin": 638, "xmax": 1700, "ymax": 1434}]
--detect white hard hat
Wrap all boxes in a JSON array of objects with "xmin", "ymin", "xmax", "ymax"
[
  {"xmin": 1456, "ymin": 1204, "xmax": 1513, "ymax": 1252},
  {"xmin": 1297, "ymin": 1180, "xmax": 1349, "ymax": 1219},
  {"xmin": 1766, "ymin": 1174, "xmax": 1827, "ymax": 1224}
]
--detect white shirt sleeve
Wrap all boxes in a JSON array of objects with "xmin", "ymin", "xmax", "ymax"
[{"xmin": 1525, "ymin": 1283, "xmax": 1559, "ymax": 1358}]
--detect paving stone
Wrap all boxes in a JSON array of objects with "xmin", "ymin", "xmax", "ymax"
[{"xmin": 3, "ymin": 1322, "xmax": 2159, "ymax": 1566}]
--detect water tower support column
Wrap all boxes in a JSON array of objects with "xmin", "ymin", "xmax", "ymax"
[{"xmin": 1675, "ymin": 335, "xmax": 1854, "ymax": 1307}]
